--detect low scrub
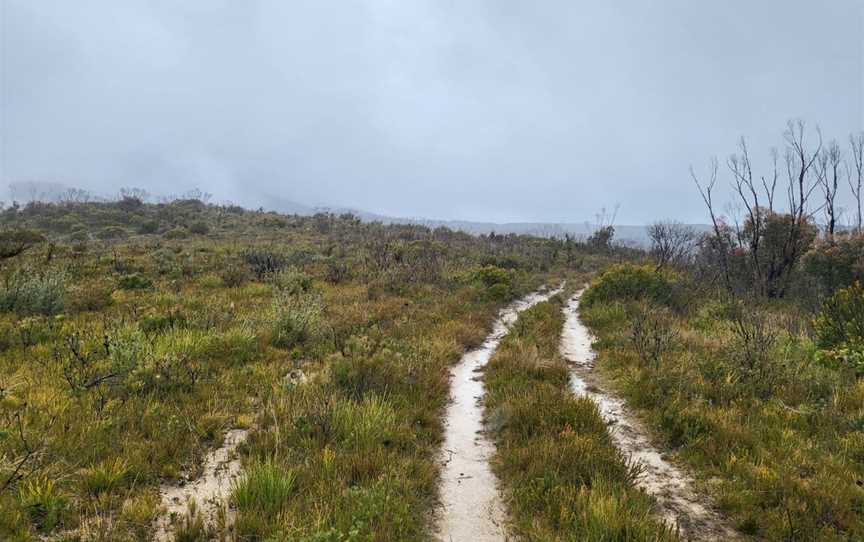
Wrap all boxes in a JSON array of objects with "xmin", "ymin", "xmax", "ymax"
[
  {"xmin": 473, "ymin": 265, "xmax": 517, "ymax": 301},
  {"xmin": 581, "ymin": 263, "xmax": 676, "ymax": 308},
  {"xmin": 0, "ymin": 197, "xmax": 585, "ymax": 541},
  {"xmin": 0, "ymin": 266, "xmax": 66, "ymax": 316},
  {"xmin": 815, "ymin": 282, "xmax": 864, "ymax": 349},
  {"xmin": 581, "ymin": 278, "xmax": 864, "ymax": 540},
  {"xmin": 243, "ymin": 248, "xmax": 287, "ymax": 279},
  {"xmin": 118, "ymin": 273, "xmax": 153, "ymax": 291},
  {"xmin": 814, "ymin": 282, "xmax": 864, "ymax": 374},
  {"xmin": 269, "ymin": 291, "xmax": 324, "ymax": 349},
  {"xmin": 804, "ymin": 235, "xmax": 864, "ymax": 294}
]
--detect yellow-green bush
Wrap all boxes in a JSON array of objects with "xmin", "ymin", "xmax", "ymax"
[
  {"xmin": 0, "ymin": 267, "xmax": 66, "ymax": 316},
  {"xmin": 582, "ymin": 263, "xmax": 675, "ymax": 308}
]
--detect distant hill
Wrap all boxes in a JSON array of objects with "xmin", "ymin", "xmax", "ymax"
[
  {"xmin": 3, "ymin": 182, "xmax": 709, "ymax": 246},
  {"xmin": 265, "ymin": 200, "xmax": 710, "ymax": 247}
]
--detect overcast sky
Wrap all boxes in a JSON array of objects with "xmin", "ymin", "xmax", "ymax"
[{"xmin": 2, "ymin": 1, "xmax": 863, "ymax": 224}]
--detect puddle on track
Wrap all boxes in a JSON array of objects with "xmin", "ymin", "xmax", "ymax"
[
  {"xmin": 561, "ymin": 292, "xmax": 737, "ymax": 541},
  {"xmin": 435, "ymin": 286, "xmax": 562, "ymax": 542},
  {"xmin": 153, "ymin": 428, "xmax": 248, "ymax": 541}
]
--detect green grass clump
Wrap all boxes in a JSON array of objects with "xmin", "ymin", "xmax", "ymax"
[
  {"xmin": 269, "ymin": 291, "xmax": 324, "ymax": 348},
  {"xmin": 18, "ymin": 477, "xmax": 67, "ymax": 533},
  {"xmin": 79, "ymin": 458, "xmax": 129, "ymax": 496},
  {"xmin": 330, "ymin": 395, "xmax": 398, "ymax": 450},
  {"xmin": 231, "ymin": 458, "xmax": 297, "ymax": 517}
]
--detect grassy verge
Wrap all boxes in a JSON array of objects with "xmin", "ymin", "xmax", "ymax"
[
  {"xmin": 581, "ymin": 267, "xmax": 864, "ymax": 540},
  {"xmin": 482, "ymin": 290, "xmax": 677, "ymax": 541}
]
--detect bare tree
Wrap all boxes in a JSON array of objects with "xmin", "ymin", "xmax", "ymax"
[
  {"xmin": 692, "ymin": 157, "xmax": 733, "ymax": 290},
  {"xmin": 849, "ymin": 132, "xmax": 864, "ymax": 233},
  {"xmin": 648, "ymin": 220, "xmax": 696, "ymax": 270},
  {"xmin": 119, "ymin": 187, "xmax": 151, "ymax": 203},
  {"xmin": 728, "ymin": 137, "xmax": 766, "ymax": 286},
  {"xmin": 814, "ymin": 140, "xmax": 842, "ymax": 240},
  {"xmin": 692, "ymin": 121, "xmax": 822, "ymax": 297},
  {"xmin": 783, "ymin": 120, "xmax": 822, "ymax": 223},
  {"xmin": 57, "ymin": 187, "xmax": 92, "ymax": 205}
]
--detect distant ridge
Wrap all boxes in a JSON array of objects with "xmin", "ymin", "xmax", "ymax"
[{"xmin": 262, "ymin": 197, "xmax": 709, "ymax": 247}]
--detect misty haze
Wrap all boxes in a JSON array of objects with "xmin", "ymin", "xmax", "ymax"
[{"xmin": 1, "ymin": 2, "xmax": 863, "ymax": 541}]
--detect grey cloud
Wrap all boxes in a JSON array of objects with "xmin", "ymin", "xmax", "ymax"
[{"xmin": 2, "ymin": 0, "xmax": 862, "ymax": 223}]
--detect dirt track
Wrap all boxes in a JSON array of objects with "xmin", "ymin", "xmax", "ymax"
[
  {"xmin": 561, "ymin": 291, "xmax": 737, "ymax": 541},
  {"xmin": 153, "ymin": 428, "xmax": 248, "ymax": 541},
  {"xmin": 435, "ymin": 286, "xmax": 562, "ymax": 542}
]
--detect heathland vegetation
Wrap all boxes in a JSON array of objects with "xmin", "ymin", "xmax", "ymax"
[
  {"xmin": 0, "ymin": 194, "xmax": 624, "ymax": 540},
  {"xmin": 3, "ymin": 122, "xmax": 864, "ymax": 541},
  {"xmin": 577, "ymin": 123, "xmax": 864, "ymax": 540}
]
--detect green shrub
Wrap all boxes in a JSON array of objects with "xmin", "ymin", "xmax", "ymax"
[
  {"xmin": 815, "ymin": 282, "xmax": 864, "ymax": 349},
  {"xmin": 474, "ymin": 265, "xmax": 512, "ymax": 288},
  {"xmin": 163, "ymin": 227, "xmax": 189, "ymax": 240},
  {"xmin": 243, "ymin": 248, "xmax": 287, "ymax": 279},
  {"xmin": 0, "ymin": 267, "xmax": 66, "ymax": 315},
  {"xmin": 0, "ymin": 228, "xmax": 45, "ymax": 258},
  {"xmin": 581, "ymin": 263, "xmax": 675, "ymax": 308},
  {"xmin": 220, "ymin": 262, "xmax": 249, "ymax": 288},
  {"xmin": 68, "ymin": 230, "xmax": 89, "ymax": 243},
  {"xmin": 269, "ymin": 291, "xmax": 323, "ymax": 348},
  {"xmin": 97, "ymin": 226, "xmax": 127, "ymax": 240},
  {"xmin": 108, "ymin": 327, "xmax": 150, "ymax": 378},
  {"xmin": 814, "ymin": 283, "xmax": 864, "ymax": 374},
  {"xmin": 473, "ymin": 265, "xmax": 515, "ymax": 300},
  {"xmin": 188, "ymin": 221, "xmax": 210, "ymax": 235},
  {"xmin": 804, "ymin": 234, "xmax": 864, "ymax": 294},
  {"xmin": 118, "ymin": 273, "xmax": 153, "ymax": 290},
  {"xmin": 268, "ymin": 267, "xmax": 312, "ymax": 294},
  {"xmin": 138, "ymin": 220, "xmax": 159, "ymax": 234}
]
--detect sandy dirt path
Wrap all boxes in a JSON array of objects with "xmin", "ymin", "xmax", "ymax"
[
  {"xmin": 153, "ymin": 428, "xmax": 248, "ymax": 541},
  {"xmin": 435, "ymin": 286, "xmax": 562, "ymax": 542},
  {"xmin": 561, "ymin": 291, "xmax": 737, "ymax": 541}
]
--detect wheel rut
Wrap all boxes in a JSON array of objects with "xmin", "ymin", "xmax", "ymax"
[
  {"xmin": 561, "ymin": 291, "xmax": 738, "ymax": 541},
  {"xmin": 435, "ymin": 286, "xmax": 562, "ymax": 542}
]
